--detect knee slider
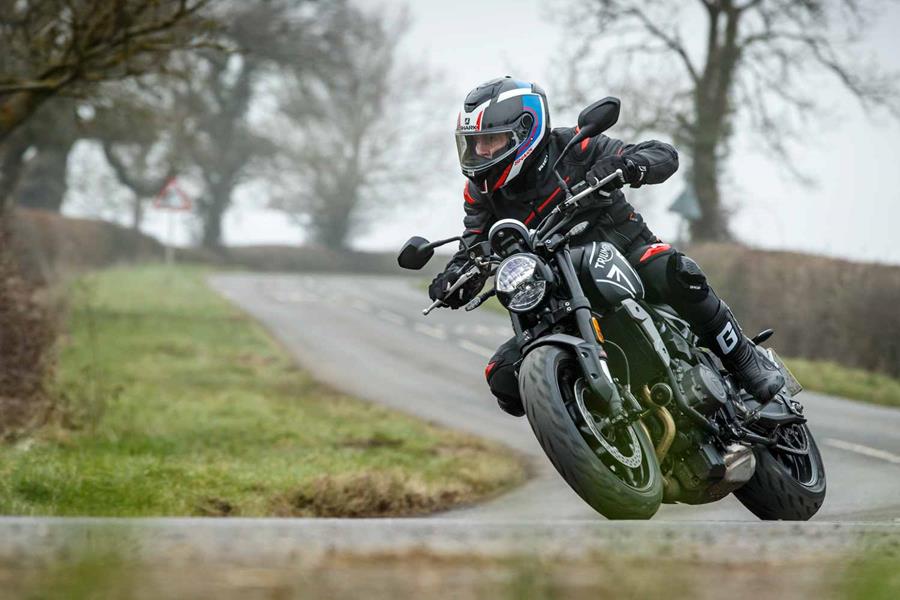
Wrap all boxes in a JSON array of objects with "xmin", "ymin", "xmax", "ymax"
[{"xmin": 667, "ymin": 253, "xmax": 709, "ymax": 302}]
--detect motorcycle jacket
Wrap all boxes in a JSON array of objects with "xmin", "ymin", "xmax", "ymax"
[{"xmin": 446, "ymin": 127, "xmax": 678, "ymax": 270}]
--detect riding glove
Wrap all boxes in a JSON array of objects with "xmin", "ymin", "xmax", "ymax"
[
  {"xmin": 428, "ymin": 266, "xmax": 483, "ymax": 309},
  {"xmin": 588, "ymin": 155, "xmax": 645, "ymax": 191}
]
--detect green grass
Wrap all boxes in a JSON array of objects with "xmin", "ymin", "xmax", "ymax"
[
  {"xmin": 6, "ymin": 544, "xmax": 898, "ymax": 599},
  {"xmin": 784, "ymin": 358, "xmax": 900, "ymax": 408},
  {"xmin": 0, "ymin": 265, "xmax": 524, "ymax": 517}
]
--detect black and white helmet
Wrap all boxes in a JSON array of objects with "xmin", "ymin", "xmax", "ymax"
[{"xmin": 455, "ymin": 76, "xmax": 550, "ymax": 193}]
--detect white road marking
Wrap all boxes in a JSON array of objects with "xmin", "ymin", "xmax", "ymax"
[
  {"xmin": 376, "ymin": 310, "xmax": 405, "ymax": 325},
  {"xmin": 458, "ymin": 339, "xmax": 495, "ymax": 359},
  {"xmin": 350, "ymin": 300, "xmax": 370, "ymax": 312},
  {"xmin": 474, "ymin": 324, "xmax": 494, "ymax": 337},
  {"xmin": 414, "ymin": 323, "xmax": 446, "ymax": 340},
  {"xmin": 824, "ymin": 438, "xmax": 900, "ymax": 466},
  {"xmin": 269, "ymin": 291, "xmax": 317, "ymax": 303}
]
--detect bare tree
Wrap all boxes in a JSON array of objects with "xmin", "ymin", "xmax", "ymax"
[
  {"xmin": 12, "ymin": 99, "xmax": 86, "ymax": 212},
  {"xmin": 167, "ymin": 0, "xmax": 345, "ymax": 248},
  {"xmin": 271, "ymin": 6, "xmax": 447, "ymax": 250},
  {"xmin": 0, "ymin": 0, "xmax": 214, "ymax": 144},
  {"xmin": 557, "ymin": 0, "xmax": 899, "ymax": 241},
  {"xmin": 9, "ymin": 87, "xmax": 175, "ymax": 222}
]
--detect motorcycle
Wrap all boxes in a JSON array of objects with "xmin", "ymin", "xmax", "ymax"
[{"xmin": 397, "ymin": 97, "xmax": 826, "ymax": 520}]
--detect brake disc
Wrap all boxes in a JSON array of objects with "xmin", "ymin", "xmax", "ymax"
[{"xmin": 574, "ymin": 379, "xmax": 643, "ymax": 469}]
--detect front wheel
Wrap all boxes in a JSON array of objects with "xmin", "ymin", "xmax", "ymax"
[
  {"xmin": 519, "ymin": 345, "xmax": 663, "ymax": 519},
  {"xmin": 734, "ymin": 422, "xmax": 827, "ymax": 520}
]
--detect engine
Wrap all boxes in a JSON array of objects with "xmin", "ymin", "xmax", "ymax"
[
  {"xmin": 661, "ymin": 363, "xmax": 755, "ymax": 504},
  {"xmin": 680, "ymin": 363, "xmax": 728, "ymax": 414}
]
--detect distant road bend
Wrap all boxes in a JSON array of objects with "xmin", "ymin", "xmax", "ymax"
[{"xmin": 210, "ymin": 273, "xmax": 900, "ymax": 523}]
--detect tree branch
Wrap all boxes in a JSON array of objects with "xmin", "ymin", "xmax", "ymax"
[{"xmin": 623, "ymin": 7, "xmax": 700, "ymax": 83}]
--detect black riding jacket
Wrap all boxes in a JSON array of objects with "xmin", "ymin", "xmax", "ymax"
[{"xmin": 447, "ymin": 127, "xmax": 678, "ymax": 269}]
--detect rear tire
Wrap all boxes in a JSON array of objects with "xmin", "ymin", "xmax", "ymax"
[
  {"xmin": 734, "ymin": 423, "xmax": 826, "ymax": 520},
  {"xmin": 520, "ymin": 345, "xmax": 663, "ymax": 519}
]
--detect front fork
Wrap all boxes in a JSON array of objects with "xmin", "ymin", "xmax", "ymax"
[{"xmin": 552, "ymin": 246, "xmax": 626, "ymax": 419}]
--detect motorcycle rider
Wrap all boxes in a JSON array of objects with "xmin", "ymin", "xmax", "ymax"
[{"xmin": 429, "ymin": 76, "xmax": 784, "ymax": 417}]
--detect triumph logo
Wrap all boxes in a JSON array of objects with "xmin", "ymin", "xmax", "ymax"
[
  {"xmin": 606, "ymin": 264, "xmax": 636, "ymax": 294},
  {"xmin": 593, "ymin": 245, "xmax": 614, "ymax": 269}
]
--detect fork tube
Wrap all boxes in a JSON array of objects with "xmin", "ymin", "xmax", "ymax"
[
  {"xmin": 555, "ymin": 247, "xmax": 595, "ymax": 342},
  {"xmin": 555, "ymin": 246, "xmax": 625, "ymax": 418}
]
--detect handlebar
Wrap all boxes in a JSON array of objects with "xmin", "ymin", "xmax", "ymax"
[
  {"xmin": 422, "ymin": 169, "xmax": 623, "ymax": 316},
  {"xmin": 534, "ymin": 168, "xmax": 623, "ymax": 240},
  {"xmin": 567, "ymin": 168, "xmax": 624, "ymax": 207}
]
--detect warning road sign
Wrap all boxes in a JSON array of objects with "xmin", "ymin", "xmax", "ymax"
[{"xmin": 154, "ymin": 177, "xmax": 192, "ymax": 211}]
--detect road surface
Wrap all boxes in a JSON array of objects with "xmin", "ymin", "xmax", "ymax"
[
  {"xmin": 2, "ymin": 271, "xmax": 898, "ymax": 570},
  {"xmin": 209, "ymin": 272, "xmax": 900, "ymax": 523}
]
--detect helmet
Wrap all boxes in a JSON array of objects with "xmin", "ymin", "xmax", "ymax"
[{"xmin": 455, "ymin": 76, "xmax": 550, "ymax": 193}]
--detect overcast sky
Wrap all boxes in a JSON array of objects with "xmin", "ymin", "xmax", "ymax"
[{"xmin": 72, "ymin": 0, "xmax": 900, "ymax": 265}]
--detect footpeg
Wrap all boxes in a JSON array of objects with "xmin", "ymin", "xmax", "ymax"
[{"xmin": 751, "ymin": 329, "xmax": 774, "ymax": 345}]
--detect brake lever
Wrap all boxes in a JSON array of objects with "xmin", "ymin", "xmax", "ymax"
[
  {"xmin": 422, "ymin": 265, "xmax": 481, "ymax": 316},
  {"xmin": 564, "ymin": 168, "xmax": 623, "ymax": 209}
]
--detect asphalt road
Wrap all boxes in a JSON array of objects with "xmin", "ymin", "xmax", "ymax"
[{"xmin": 209, "ymin": 272, "xmax": 900, "ymax": 523}]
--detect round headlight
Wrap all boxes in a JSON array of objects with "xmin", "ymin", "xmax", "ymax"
[
  {"xmin": 508, "ymin": 280, "xmax": 546, "ymax": 312},
  {"xmin": 495, "ymin": 254, "xmax": 547, "ymax": 313},
  {"xmin": 496, "ymin": 255, "xmax": 537, "ymax": 293}
]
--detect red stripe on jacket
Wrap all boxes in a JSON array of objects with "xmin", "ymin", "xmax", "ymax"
[
  {"xmin": 463, "ymin": 184, "xmax": 477, "ymax": 205},
  {"xmin": 524, "ymin": 177, "xmax": 570, "ymax": 225}
]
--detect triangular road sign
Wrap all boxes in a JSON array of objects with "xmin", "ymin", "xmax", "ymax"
[{"xmin": 154, "ymin": 177, "xmax": 192, "ymax": 211}]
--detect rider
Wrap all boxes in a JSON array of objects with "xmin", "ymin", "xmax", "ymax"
[{"xmin": 429, "ymin": 76, "xmax": 784, "ymax": 417}]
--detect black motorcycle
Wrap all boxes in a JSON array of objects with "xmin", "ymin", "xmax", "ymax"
[{"xmin": 398, "ymin": 97, "xmax": 826, "ymax": 520}]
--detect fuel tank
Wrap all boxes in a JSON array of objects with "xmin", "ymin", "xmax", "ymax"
[{"xmin": 572, "ymin": 241, "xmax": 645, "ymax": 311}]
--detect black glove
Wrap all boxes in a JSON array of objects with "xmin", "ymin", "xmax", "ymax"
[
  {"xmin": 587, "ymin": 155, "xmax": 642, "ymax": 191},
  {"xmin": 428, "ymin": 266, "xmax": 483, "ymax": 309}
]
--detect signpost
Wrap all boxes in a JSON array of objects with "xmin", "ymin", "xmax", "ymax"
[
  {"xmin": 153, "ymin": 177, "xmax": 192, "ymax": 266},
  {"xmin": 668, "ymin": 185, "xmax": 701, "ymax": 244}
]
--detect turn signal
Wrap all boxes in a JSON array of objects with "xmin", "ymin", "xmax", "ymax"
[{"xmin": 591, "ymin": 317, "xmax": 604, "ymax": 343}]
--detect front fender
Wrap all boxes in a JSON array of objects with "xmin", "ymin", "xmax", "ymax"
[{"xmin": 521, "ymin": 334, "xmax": 622, "ymax": 415}]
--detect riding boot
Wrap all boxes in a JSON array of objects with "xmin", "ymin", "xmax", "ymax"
[{"xmin": 698, "ymin": 301, "xmax": 785, "ymax": 404}]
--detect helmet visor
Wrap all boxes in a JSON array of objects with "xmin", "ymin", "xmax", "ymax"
[{"xmin": 455, "ymin": 129, "xmax": 521, "ymax": 174}]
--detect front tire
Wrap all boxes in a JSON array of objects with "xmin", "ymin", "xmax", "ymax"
[
  {"xmin": 519, "ymin": 345, "xmax": 663, "ymax": 519},
  {"xmin": 734, "ymin": 423, "xmax": 826, "ymax": 520}
]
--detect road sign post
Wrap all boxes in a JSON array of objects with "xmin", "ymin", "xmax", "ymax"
[{"xmin": 153, "ymin": 177, "xmax": 192, "ymax": 266}]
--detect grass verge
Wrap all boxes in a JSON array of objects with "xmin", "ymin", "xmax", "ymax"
[
  {"xmin": 416, "ymin": 280, "xmax": 900, "ymax": 408},
  {"xmin": 783, "ymin": 358, "xmax": 900, "ymax": 409},
  {"xmin": 5, "ymin": 546, "xmax": 898, "ymax": 600},
  {"xmin": 0, "ymin": 265, "xmax": 525, "ymax": 517}
]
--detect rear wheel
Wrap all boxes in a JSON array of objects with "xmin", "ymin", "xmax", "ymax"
[
  {"xmin": 734, "ymin": 423, "xmax": 826, "ymax": 520},
  {"xmin": 519, "ymin": 345, "xmax": 663, "ymax": 519}
]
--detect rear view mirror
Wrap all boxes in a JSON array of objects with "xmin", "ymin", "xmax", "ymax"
[
  {"xmin": 397, "ymin": 236, "xmax": 434, "ymax": 270},
  {"xmin": 576, "ymin": 97, "xmax": 620, "ymax": 138},
  {"xmin": 552, "ymin": 97, "xmax": 622, "ymax": 177}
]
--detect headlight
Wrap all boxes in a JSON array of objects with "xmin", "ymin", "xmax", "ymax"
[
  {"xmin": 495, "ymin": 254, "xmax": 547, "ymax": 313},
  {"xmin": 496, "ymin": 255, "xmax": 537, "ymax": 293}
]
